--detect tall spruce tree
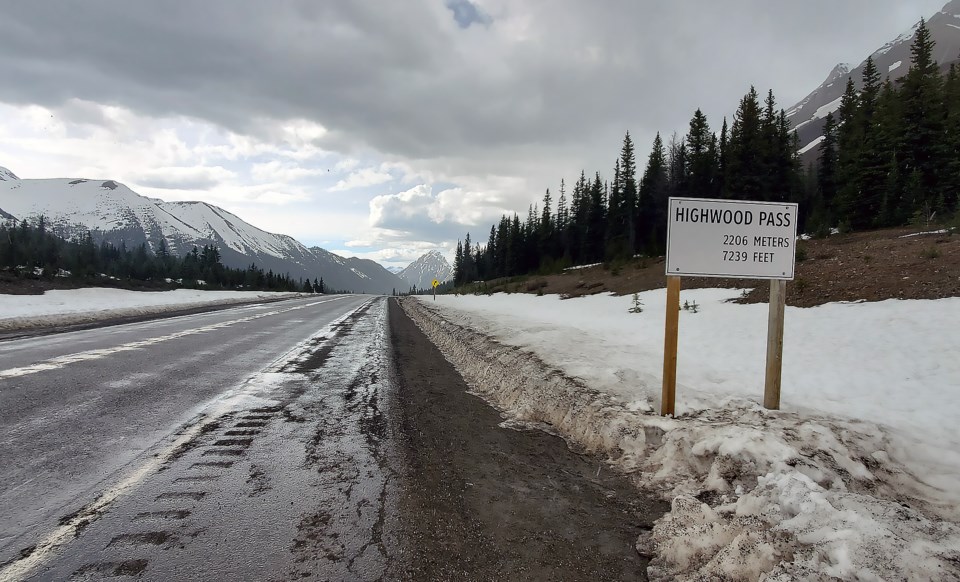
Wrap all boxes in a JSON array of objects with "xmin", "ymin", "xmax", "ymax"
[
  {"xmin": 686, "ymin": 109, "xmax": 716, "ymax": 198},
  {"xmin": 726, "ymin": 86, "xmax": 764, "ymax": 199},
  {"xmin": 638, "ymin": 133, "xmax": 668, "ymax": 254},
  {"xmin": 899, "ymin": 17, "xmax": 944, "ymax": 218},
  {"xmin": 816, "ymin": 112, "xmax": 839, "ymax": 230}
]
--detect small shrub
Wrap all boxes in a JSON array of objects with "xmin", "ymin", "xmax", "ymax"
[
  {"xmin": 525, "ymin": 279, "xmax": 547, "ymax": 292},
  {"xmin": 921, "ymin": 247, "xmax": 941, "ymax": 259},
  {"xmin": 628, "ymin": 293, "xmax": 643, "ymax": 313},
  {"xmin": 793, "ymin": 277, "xmax": 807, "ymax": 294},
  {"xmin": 795, "ymin": 246, "xmax": 808, "ymax": 262}
]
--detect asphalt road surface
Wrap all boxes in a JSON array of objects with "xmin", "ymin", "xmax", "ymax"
[{"xmin": 0, "ymin": 296, "xmax": 666, "ymax": 581}]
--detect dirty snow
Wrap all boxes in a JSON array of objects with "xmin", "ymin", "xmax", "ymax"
[
  {"xmin": 409, "ymin": 290, "xmax": 960, "ymax": 580},
  {"xmin": 0, "ymin": 288, "xmax": 302, "ymax": 331}
]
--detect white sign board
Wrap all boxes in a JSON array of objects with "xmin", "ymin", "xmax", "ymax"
[{"xmin": 666, "ymin": 197, "xmax": 798, "ymax": 280}]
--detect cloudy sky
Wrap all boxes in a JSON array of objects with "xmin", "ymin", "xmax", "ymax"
[{"xmin": 0, "ymin": 0, "xmax": 948, "ymax": 268}]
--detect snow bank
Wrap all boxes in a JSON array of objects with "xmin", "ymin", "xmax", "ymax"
[
  {"xmin": 0, "ymin": 288, "xmax": 302, "ymax": 331},
  {"xmin": 404, "ymin": 290, "xmax": 960, "ymax": 580}
]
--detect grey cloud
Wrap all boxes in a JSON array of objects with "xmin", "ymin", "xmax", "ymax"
[
  {"xmin": 0, "ymin": 0, "xmax": 949, "ymax": 186},
  {"xmin": 137, "ymin": 174, "xmax": 220, "ymax": 190}
]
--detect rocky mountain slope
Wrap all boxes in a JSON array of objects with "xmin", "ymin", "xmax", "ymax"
[
  {"xmin": 0, "ymin": 166, "xmax": 406, "ymax": 294},
  {"xmin": 788, "ymin": 0, "xmax": 960, "ymax": 160},
  {"xmin": 398, "ymin": 251, "xmax": 454, "ymax": 290}
]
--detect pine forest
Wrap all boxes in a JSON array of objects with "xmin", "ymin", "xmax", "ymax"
[{"xmin": 454, "ymin": 19, "xmax": 959, "ymax": 285}]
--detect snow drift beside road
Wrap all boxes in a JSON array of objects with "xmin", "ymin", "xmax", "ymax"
[
  {"xmin": 407, "ymin": 290, "xmax": 960, "ymax": 580},
  {"xmin": 0, "ymin": 288, "xmax": 301, "ymax": 331}
]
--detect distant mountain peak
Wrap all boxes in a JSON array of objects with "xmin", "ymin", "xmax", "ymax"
[
  {"xmin": 828, "ymin": 62, "xmax": 852, "ymax": 80},
  {"xmin": 398, "ymin": 251, "xmax": 453, "ymax": 290},
  {"xmin": 0, "ymin": 169, "xmax": 406, "ymax": 293},
  {"xmin": 0, "ymin": 166, "xmax": 19, "ymax": 181},
  {"xmin": 943, "ymin": 0, "xmax": 960, "ymax": 16}
]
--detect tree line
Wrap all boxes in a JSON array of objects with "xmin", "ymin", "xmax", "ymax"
[
  {"xmin": 454, "ymin": 18, "xmax": 957, "ymax": 285},
  {"xmin": 1, "ymin": 217, "xmax": 324, "ymax": 293}
]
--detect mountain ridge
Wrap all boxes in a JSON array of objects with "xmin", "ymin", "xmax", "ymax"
[
  {"xmin": 787, "ymin": 0, "xmax": 960, "ymax": 158},
  {"xmin": 0, "ymin": 167, "xmax": 406, "ymax": 294},
  {"xmin": 398, "ymin": 250, "xmax": 453, "ymax": 290}
]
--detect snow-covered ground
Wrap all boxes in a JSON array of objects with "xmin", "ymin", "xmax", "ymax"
[
  {"xmin": 0, "ymin": 288, "xmax": 301, "ymax": 331},
  {"xmin": 409, "ymin": 289, "xmax": 960, "ymax": 581}
]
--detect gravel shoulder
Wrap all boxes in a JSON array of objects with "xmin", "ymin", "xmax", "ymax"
[{"xmin": 388, "ymin": 298, "xmax": 668, "ymax": 581}]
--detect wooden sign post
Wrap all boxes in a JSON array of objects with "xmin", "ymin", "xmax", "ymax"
[
  {"xmin": 763, "ymin": 279, "xmax": 787, "ymax": 409},
  {"xmin": 663, "ymin": 197, "xmax": 798, "ymax": 415},
  {"xmin": 661, "ymin": 276, "xmax": 681, "ymax": 416}
]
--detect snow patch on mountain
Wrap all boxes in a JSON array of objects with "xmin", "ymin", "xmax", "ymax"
[
  {"xmin": 786, "ymin": 63, "xmax": 850, "ymax": 119},
  {"xmin": 798, "ymin": 135, "xmax": 825, "ymax": 155},
  {"xmin": 877, "ymin": 21, "xmax": 920, "ymax": 55}
]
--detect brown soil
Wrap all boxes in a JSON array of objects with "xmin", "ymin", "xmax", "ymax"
[
  {"xmin": 0, "ymin": 272, "xmax": 178, "ymax": 295},
  {"xmin": 388, "ymin": 299, "xmax": 668, "ymax": 581},
  {"xmin": 473, "ymin": 227, "xmax": 960, "ymax": 307}
]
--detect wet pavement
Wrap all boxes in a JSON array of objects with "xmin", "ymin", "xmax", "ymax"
[{"xmin": 1, "ymin": 297, "xmax": 667, "ymax": 581}]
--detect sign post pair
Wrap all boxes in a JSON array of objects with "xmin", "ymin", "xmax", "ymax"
[{"xmin": 662, "ymin": 197, "xmax": 798, "ymax": 416}]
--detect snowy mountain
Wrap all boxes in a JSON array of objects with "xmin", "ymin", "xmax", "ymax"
[
  {"xmin": 385, "ymin": 266, "xmax": 405, "ymax": 274},
  {"xmin": 398, "ymin": 250, "xmax": 453, "ymax": 290},
  {"xmin": 0, "ymin": 167, "xmax": 406, "ymax": 294},
  {"xmin": 788, "ymin": 0, "xmax": 960, "ymax": 159},
  {"xmin": 0, "ymin": 166, "xmax": 19, "ymax": 182}
]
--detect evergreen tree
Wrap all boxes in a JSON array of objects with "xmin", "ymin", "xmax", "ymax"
[
  {"xmin": 835, "ymin": 76, "xmax": 862, "ymax": 227},
  {"xmin": 637, "ymin": 133, "xmax": 669, "ymax": 254},
  {"xmin": 726, "ymin": 86, "xmax": 764, "ymax": 199},
  {"xmin": 619, "ymin": 132, "xmax": 638, "ymax": 253},
  {"xmin": 816, "ymin": 112, "xmax": 839, "ymax": 230},
  {"xmin": 899, "ymin": 17, "xmax": 944, "ymax": 216},
  {"xmin": 686, "ymin": 109, "xmax": 717, "ymax": 198}
]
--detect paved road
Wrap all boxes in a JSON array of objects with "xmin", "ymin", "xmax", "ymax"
[
  {"xmin": 0, "ymin": 296, "xmax": 665, "ymax": 581},
  {"xmin": 0, "ymin": 294, "xmax": 373, "ymax": 570}
]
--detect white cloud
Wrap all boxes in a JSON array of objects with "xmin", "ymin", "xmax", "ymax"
[
  {"xmin": 250, "ymin": 160, "xmax": 326, "ymax": 182},
  {"xmin": 136, "ymin": 165, "xmax": 236, "ymax": 190},
  {"xmin": 330, "ymin": 167, "xmax": 393, "ymax": 191}
]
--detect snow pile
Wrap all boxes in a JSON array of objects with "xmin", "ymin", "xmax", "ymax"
[
  {"xmin": 0, "ymin": 288, "xmax": 302, "ymax": 331},
  {"xmin": 404, "ymin": 290, "xmax": 960, "ymax": 580}
]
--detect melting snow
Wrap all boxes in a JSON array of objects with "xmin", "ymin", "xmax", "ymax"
[
  {"xmin": 350, "ymin": 267, "xmax": 370, "ymax": 280},
  {"xmin": 812, "ymin": 96, "xmax": 843, "ymax": 120},
  {"xmin": 889, "ymin": 60, "xmax": 903, "ymax": 72},
  {"xmin": 409, "ymin": 289, "xmax": 960, "ymax": 579},
  {"xmin": 798, "ymin": 135, "xmax": 825, "ymax": 155}
]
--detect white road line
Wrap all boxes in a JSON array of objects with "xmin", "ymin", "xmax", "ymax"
[
  {"xmin": 0, "ymin": 297, "xmax": 348, "ymax": 381},
  {"xmin": 0, "ymin": 296, "xmax": 375, "ymax": 581},
  {"xmin": 0, "ymin": 418, "xmax": 211, "ymax": 582}
]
